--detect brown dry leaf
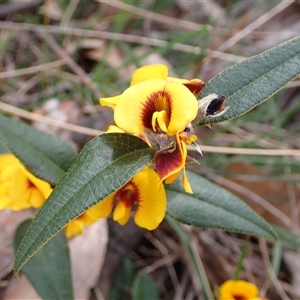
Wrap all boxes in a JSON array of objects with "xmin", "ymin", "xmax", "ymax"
[
  {"xmin": 3, "ymin": 274, "xmax": 41, "ymax": 300},
  {"xmin": 69, "ymin": 219, "xmax": 108, "ymax": 299},
  {"xmin": 225, "ymin": 161, "xmax": 300, "ymax": 226},
  {"xmin": 0, "ymin": 210, "xmax": 34, "ymax": 280}
]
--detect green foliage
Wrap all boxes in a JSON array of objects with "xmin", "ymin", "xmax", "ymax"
[
  {"xmin": 0, "ymin": 115, "xmax": 77, "ymax": 185},
  {"xmin": 167, "ymin": 171, "xmax": 277, "ymax": 241},
  {"xmin": 132, "ymin": 271, "xmax": 160, "ymax": 300},
  {"xmin": 14, "ymin": 220, "xmax": 73, "ymax": 300},
  {"xmin": 14, "ymin": 133, "xmax": 155, "ymax": 274},
  {"xmin": 109, "ymin": 257, "xmax": 136, "ymax": 300},
  {"xmin": 199, "ymin": 36, "xmax": 300, "ymax": 125}
]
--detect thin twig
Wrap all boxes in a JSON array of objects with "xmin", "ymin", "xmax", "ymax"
[
  {"xmin": 0, "ymin": 21, "xmax": 245, "ymax": 63},
  {"xmin": 0, "ymin": 59, "xmax": 67, "ymax": 78},
  {"xmin": 35, "ymin": 31, "xmax": 101, "ymax": 99},
  {"xmin": 0, "ymin": 101, "xmax": 103, "ymax": 136},
  {"xmin": 192, "ymin": 145, "xmax": 300, "ymax": 157},
  {"xmin": 1, "ymin": 100, "xmax": 300, "ymax": 157},
  {"xmin": 60, "ymin": 0, "xmax": 79, "ymax": 28},
  {"xmin": 0, "ymin": 0, "xmax": 42, "ymax": 19},
  {"xmin": 96, "ymin": 0, "xmax": 206, "ymax": 31},
  {"xmin": 259, "ymin": 238, "xmax": 289, "ymax": 300},
  {"xmin": 217, "ymin": 0, "xmax": 294, "ymax": 52}
]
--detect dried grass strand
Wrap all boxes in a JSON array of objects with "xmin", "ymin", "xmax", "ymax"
[
  {"xmin": 0, "ymin": 21, "xmax": 245, "ymax": 63},
  {"xmin": 96, "ymin": 0, "xmax": 206, "ymax": 31},
  {"xmin": 0, "ymin": 101, "xmax": 103, "ymax": 136},
  {"xmin": 0, "ymin": 59, "xmax": 67, "ymax": 78},
  {"xmin": 217, "ymin": 0, "xmax": 294, "ymax": 52}
]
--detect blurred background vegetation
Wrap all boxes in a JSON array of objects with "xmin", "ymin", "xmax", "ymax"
[{"xmin": 1, "ymin": 0, "xmax": 300, "ymax": 299}]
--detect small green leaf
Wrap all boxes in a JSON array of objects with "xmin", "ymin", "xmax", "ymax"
[
  {"xmin": 0, "ymin": 115, "xmax": 77, "ymax": 185},
  {"xmin": 166, "ymin": 171, "xmax": 277, "ymax": 241},
  {"xmin": 109, "ymin": 257, "xmax": 135, "ymax": 300},
  {"xmin": 14, "ymin": 133, "xmax": 155, "ymax": 274},
  {"xmin": 14, "ymin": 220, "xmax": 73, "ymax": 300},
  {"xmin": 199, "ymin": 36, "xmax": 300, "ymax": 125},
  {"xmin": 132, "ymin": 271, "xmax": 160, "ymax": 300}
]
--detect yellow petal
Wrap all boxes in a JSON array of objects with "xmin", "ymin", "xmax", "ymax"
[
  {"xmin": 80, "ymin": 209, "xmax": 99, "ymax": 226},
  {"xmin": 182, "ymin": 167, "xmax": 193, "ymax": 194},
  {"xmin": 152, "ymin": 110, "xmax": 169, "ymax": 133},
  {"xmin": 26, "ymin": 187, "xmax": 45, "ymax": 208},
  {"xmin": 219, "ymin": 280, "xmax": 259, "ymax": 300},
  {"xmin": 0, "ymin": 154, "xmax": 18, "ymax": 173},
  {"xmin": 130, "ymin": 64, "xmax": 168, "ymax": 86},
  {"xmin": 106, "ymin": 125, "xmax": 125, "ymax": 133},
  {"xmin": 99, "ymin": 95, "xmax": 122, "ymax": 110},
  {"xmin": 19, "ymin": 164, "xmax": 52, "ymax": 199},
  {"xmin": 132, "ymin": 168, "xmax": 166, "ymax": 230},
  {"xmin": 164, "ymin": 171, "xmax": 180, "ymax": 184},
  {"xmin": 115, "ymin": 79, "xmax": 198, "ymax": 135},
  {"xmin": 0, "ymin": 196, "xmax": 12, "ymax": 210},
  {"xmin": 1, "ymin": 163, "xmax": 19, "ymax": 182},
  {"xmin": 9, "ymin": 167, "xmax": 31, "ymax": 209},
  {"xmin": 113, "ymin": 200, "xmax": 131, "ymax": 225},
  {"xmin": 88, "ymin": 193, "xmax": 115, "ymax": 219},
  {"xmin": 65, "ymin": 219, "xmax": 84, "ymax": 238}
]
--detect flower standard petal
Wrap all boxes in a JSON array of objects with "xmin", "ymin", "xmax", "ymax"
[
  {"xmin": 114, "ymin": 79, "xmax": 198, "ymax": 135},
  {"xmin": 219, "ymin": 280, "xmax": 260, "ymax": 300},
  {"xmin": 132, "ymin": 168, "xmax": 166, "ymax": 230},
  {"xmin": 0, "ymin": 154, "xmax": 18, "ymax": 172},
  {"xmin": 99, "ymin": 95, "xmax": 122, "ymax": 110},
  {"xmin": 130, "ymin": 64, "xmax": 168, "ymax": 86}
]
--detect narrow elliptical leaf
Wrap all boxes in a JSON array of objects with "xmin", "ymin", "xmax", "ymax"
[
  {"xmin": 14, "ymin": 220, "xmax": 73, "ymax": 300},
  {"xmin": 166, "ymin": 171, "xmax": 277, "ymax": 241},
  {"xmin": 14, "ymin": 133, "xmax": 155, "ymax": 274},
  {"xmin": 199, "ymin": 36, "xmax": 300, "ymax": 125},
  {"xmin": 0, "ymin": 115, "xmax": 77, "ymax": 185}
]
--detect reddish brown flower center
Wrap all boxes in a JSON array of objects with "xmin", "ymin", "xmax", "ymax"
[
  {"xmin": 141, "ymin": 90, "xmax": 172, "ymax": 131},
  {"xmin": 232, "ymin": 294, "xmax": 247, "ymax": 300},
  {"xmin": 117, "ymin": 182, "xmax": 140, "ymax": 208}
]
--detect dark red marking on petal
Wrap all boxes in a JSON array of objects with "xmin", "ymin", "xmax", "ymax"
[
  {"xmin": 118, "ymin": 181, "xmax": 140, "ymax": 208},
  {"xmin": 155, "ymin": 142, "xmax": 184, "ymax": 180},
  {"xmin": 183, "ymin": 79, "xmax": 205, "ymax": 97},
  {"xmin": 140, "ymin": 89, "xmax": 173, "ymax": 130}
]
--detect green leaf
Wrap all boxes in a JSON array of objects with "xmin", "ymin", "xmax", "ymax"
[
  {"xmin": 13, "ymin": 220, "xmax": 73, "ymax": 300},
  {"xmin": 166, "ymin": 171, "xmax": 277, "ymax": 241},
  {"xmin": 0, "ymin": 115, "xmax": 77, "ymax": 185},
  {"xmin": 165, "ymin": 215, "xmax": 214, "ymax": 300},
  {"xmin": 14, "ymin": 133, "xmax": 155, "ymax": 274},
  {"xmin": 109, "ymin": 257, "xmax": 136, "ymax": 300},
  {"xmin": 271, "ymin": 224, "xmax": 300, "ymax": 250},
  {"xmin": 199, "ymin": 36, "xmax": 300, "ymax": 125},
  {"xmin": 132, "ymin": 271, "xmax": 160, "ymax": 300}
]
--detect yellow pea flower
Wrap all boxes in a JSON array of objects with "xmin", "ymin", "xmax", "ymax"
[
  {"xmin": 65, "ymin": 167, "xmax": 166, "ymax": 238},
  {"xmin": 219, "ymin": 280, "xmax": 264, "ymax": 300},
  {"xmin": 99, "ymin": 64, "xmax": 205, "ymax": 109},
  {"xmin": 0, "ymin": 154, "xmax": 52, "ymax": 211}
]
